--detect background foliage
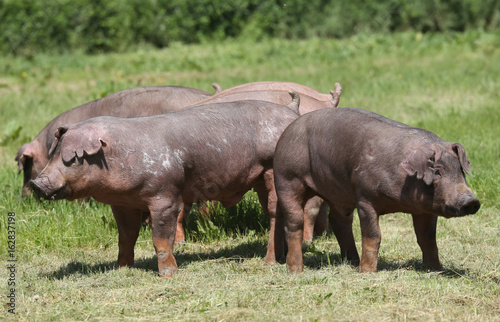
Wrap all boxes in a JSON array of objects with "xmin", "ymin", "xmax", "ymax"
[{"xmin": 1, "ymin": 0, "xmax": 499, "ymax": 55}]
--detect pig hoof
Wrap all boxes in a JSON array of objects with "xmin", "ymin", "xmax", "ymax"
[
  {"xmin": 422, "ymin": 261, "xmax": 442, "ymax": 271},
  {"xmin": 358, "ymin": 266, "xmax": 377, "ymax": 273},
  {"xmin": 159, "ymin": 267, "xmax": 177, "ymax": 278},
  {"xmin": 287, "ymin": 264, "xmax": 304, "ymax": 274},
  {"xmin": 302, "ymin": 241, "xmax": 312, "ymax": 253},
  {"xmin": 345, "ymin": 258, "xmax": 360, "ymax": 267},
  {"xmin": 264, "ymin": 258, "xmax": 276, "ymax": 265}
]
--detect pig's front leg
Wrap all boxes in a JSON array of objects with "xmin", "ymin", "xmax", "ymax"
[
  {"xmin": 149, "ymin": 197, "xmax": 183, "ymax": 277},
  {"xmin": 328, "ymin": 204, "xmax": 359, "ymax": 265},
  {"xmin": 357, "ymin": 200, "xmax": 381, "ymax": 273},
  {"xmin": 412, "ymin": 213, "xmax": 442, "ymax": 271},
  {"xmin": 111, "ymin": 205, "xmax": 143, "ymax": 268}
]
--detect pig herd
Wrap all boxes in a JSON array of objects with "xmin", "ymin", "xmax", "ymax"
[{"xmin": 18, "ymin": 81, "xmax": 480, "ymax": 277}]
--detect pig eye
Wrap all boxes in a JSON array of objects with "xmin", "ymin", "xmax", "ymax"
[{"xmin": 434, "ymin": 169, "xmax": 441, "ymax": 177}]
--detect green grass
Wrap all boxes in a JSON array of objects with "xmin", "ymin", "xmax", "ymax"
[{"xmin": 1, "ymin": 31, "xmax": 499, "ymax": 320}]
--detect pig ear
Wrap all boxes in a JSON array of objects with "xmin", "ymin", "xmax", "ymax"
[
  {"xmin": 15, "ymin": 143, "xmax": 34, "ymax": 174},
  {"xmin": 48, "ymin": 125, "xmax": 71, "ymax": 156},
  {"xmin": 55, "ymin": 125, "xmax": 69, "ymax": 140},
  {"xmin": 401, "ymin": 147, "xmax": 436, "ymax": 185},
  {"xmin": 212, "ymin": 82, "xmax": 223, "ymax": 93},
  {"xmin": 330, "ymin": 82, "xmax": 342, "ymax": 107},
  {"xmin": 451, "ymin": 143, "xmax": 471, "ymax": 174},
  {"xmin": 61, "ymin": 128, "xmax": 107, "ymax": 163}
]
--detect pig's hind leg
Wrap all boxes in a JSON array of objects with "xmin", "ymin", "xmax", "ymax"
[
  {"xmin": 111, "ymin": 205, "xmax": 144, "ymax": 268},
  {"xmin": 254, "ymin": 169, "xmax": 284, "ymax": 265},
  {"xmin": 328, "ymin": 203, "xmax": 359, "ymax": 265},
  {"xmin": 275, "ymin": 180, "xmax": 312, "ymax": 273}
]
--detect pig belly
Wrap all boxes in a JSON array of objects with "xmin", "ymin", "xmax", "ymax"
[{"xmin": 182, "ymin": 181, "xmax": 255, "ymax": 207}]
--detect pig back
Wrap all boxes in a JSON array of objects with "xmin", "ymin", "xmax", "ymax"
[
  {"xmin": 194, "ymin": 91, "xmax": 331, "ymax": 115},
  {"xmin": 295, "ymin": 107, "xmax": 441, "ymax": 204},
  {"xmin": 213, "ymin": 81, "xmax": 333, "ymax": 101},
  {"xmin": 85, "ymin": 100, "xmax": 300, "ymax": 198},
  {"xmin": 40, "ymin": 86, "xmax": 211, "ymax": 154},
  {"xmin": 162, "ymin": 99, "xmax": 301, "ymax": 167},
  {"xmin": 191, "ymin": 82, "xmax": 341, "ymax": 115},
  {"xmin": 167, "ymin": 100, "xmax": 300, "ymax": 202}
]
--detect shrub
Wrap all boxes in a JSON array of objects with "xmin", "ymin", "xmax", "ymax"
[{"xmin": 1, "ymin": 0, "xmax": 498, "ymax": 55}]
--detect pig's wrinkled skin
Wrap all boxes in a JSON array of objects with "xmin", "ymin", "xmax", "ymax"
[
  {"xmin": 181, "ymin": 81, "xmax": 343, "ymax": 243},
  {"xmin": 274, "ymin": 107, "xmax": 481, "ymax": 273},
  {"xmin": 16, "ymin": 85, "xmax": 213, "ymax": 196},
  {"xmin": 30, "ymin": 93, "xmax": 300, "ymax": 277}
]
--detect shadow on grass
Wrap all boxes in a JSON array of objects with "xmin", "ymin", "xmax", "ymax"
[
  {"xmin": 42, "ymin": 239, "xmax": 269, "ymax": 280},
  {"xmin": 42, "ymin": 240, "xmax": 472, "ymax": 280},
  {"xmin": 303, "ymin": 251, "xmax": 473, "ymax": 278},
  {"xmin": 378, "ymin": 259, "xmax": 475, "ymax": 278},
  {"xmin": 377, "ymin": 258, "xmax": 472, "ymax": 277},
  {"xmin": 133, "ymin": 238, "xmax": 270, "ymax": 272},
  {"xmin": 42, "ymin": 260, "xmax": 118, "ymax": 280}
]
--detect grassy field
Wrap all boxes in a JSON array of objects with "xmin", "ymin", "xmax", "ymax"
[{"xmin": 1, "ymin": 31, "xmax": 499, "ymax": 320}]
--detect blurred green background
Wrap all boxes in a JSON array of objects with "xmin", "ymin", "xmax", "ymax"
[{"xmin": 2, "ymin": 0, "xmax": 499, "ymax": 56}]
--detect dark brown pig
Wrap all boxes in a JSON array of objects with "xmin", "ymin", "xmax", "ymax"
[
  {"xmin": 30, "ymin": 92, "xmax": 301, "ymax": 277},
  {"xmin": 185, "ymin": 81, "xmax": 343, "ymax": 242},
  {"xmin": 15, "ymin": 85, "xmax": 213, "ymax": 196},
  {"xmin": 274, "ymin": 107, "xmax": 480, "ymax": 273}
]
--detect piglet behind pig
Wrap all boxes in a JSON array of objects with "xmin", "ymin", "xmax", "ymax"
[
  {"xmin": 30, "ymin": 92, "xmax": 301, "ymax": 277},
  {"xmin": 274, "ymin": 107, "xmax": 480, "ymax": 273}
]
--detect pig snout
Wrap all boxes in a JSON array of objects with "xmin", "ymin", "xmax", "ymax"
[
  {"xmin": 30, "ymin": 177, "xmax": 50, "ymax": 199},
  {"xmin": 30, "ymin": 175, "xmax": 67, "ymax": 200},
  {"xmin": 457, "ymin": 194, "xmax": 481, "ymax": 215},
  {"xmin": 445, "ymin": 192, "xmax": 481, "ymax": 217}
]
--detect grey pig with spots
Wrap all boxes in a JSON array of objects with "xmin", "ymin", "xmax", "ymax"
[{"xmin": 30, "ymin": 92, "xmax": 301, "ymax": 277}]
